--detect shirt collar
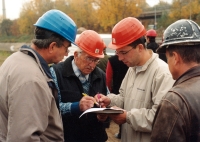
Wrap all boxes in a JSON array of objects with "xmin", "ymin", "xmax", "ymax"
[
  {"xmin": 72, "ymin": 59, "xmax": 89, "ymax": 80},
  {"xmin": 133, "ymin": 49, "xmax": 158, "ymax": 74}
]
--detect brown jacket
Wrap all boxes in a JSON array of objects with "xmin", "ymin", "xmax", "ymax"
[{"xmin": 151, "ymin": 65, "xmax": 200, "ymax": 142}]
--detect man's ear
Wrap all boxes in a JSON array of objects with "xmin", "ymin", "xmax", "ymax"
[
  {"xmin": 74, "ymin": 51, "xmax": 78, "ymax": 59},
  {"xmin": 137, "ymin": 44, "xmax": 144, "ymax": 52},
  {"xmin": 173, "ymin": 51, "xmax": 181, "ymax": 65},
  {"xmin": 48, "ymin": 42, "xmax": 57, "ymax": 54}
]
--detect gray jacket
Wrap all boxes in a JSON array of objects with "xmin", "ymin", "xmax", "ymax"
[
  {"xmin": 108, "ymin": 51, "xmax": 174, "ymax": 142},
  {"xmin": 0, "ymin": 46, "xmax": 64, "ymax": 142}
]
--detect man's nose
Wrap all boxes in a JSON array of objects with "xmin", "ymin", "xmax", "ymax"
[{"xmin": 117, "ymin": 54, "xmax": 123, "ymax": 61}]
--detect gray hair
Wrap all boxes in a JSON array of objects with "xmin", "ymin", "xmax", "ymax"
[
  {"xmin": 74, "ymin": 46, "xmax": 83, "ymax": 57},
  {"xmin": 32, "ymin": 27, "xmax": 66, "ymax": 49},
  {"xmin": 167, "ymin": 44, "xmax": 200, "ymax": 64}
]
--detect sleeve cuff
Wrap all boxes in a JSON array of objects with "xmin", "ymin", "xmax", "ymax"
[
  {"xmin": 71, "ymin": 102, "xmax": 81, "ymax": 115},
  {"xmin": 126, "ymin": 111, "xmax": 131, "ymax": 124}
]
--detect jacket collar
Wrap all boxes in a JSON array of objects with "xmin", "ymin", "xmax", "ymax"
[
  {"xmin": 20, "ymin": 45, "xmax": 58, "ymax": 95},
  {"xmin": 20, "ymin": 45, "xmax": 52, "ymax": 80},
  {"xmin": 72, "ymin": 59, "xmax": 89, "ymax": 80},
  {"xmin": 174, "ymin": 65, "xmax": 200, "ymax": 86},
  {"xmin": 132, "ymin": 50, "xmax": 158, "ymax": 74}
]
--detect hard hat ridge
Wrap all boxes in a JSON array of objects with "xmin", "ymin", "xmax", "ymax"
[
  {"xmin": 34, "ymin": 9, "xmax": 77, "ymax": 45},
  {"xmin": 146, "ymin": 29, "xmax": 157, "ymax": 37},
  {"xmin": 157, "ymin": 19, "xmax": 200, "ymax": 53},
  {"xmin": 75, "ymin": 30, "xmax": 105, "ymax": 58},
  {"xmin": 109, "ymin": 17, "xmax": 146, "ymax": 49}
]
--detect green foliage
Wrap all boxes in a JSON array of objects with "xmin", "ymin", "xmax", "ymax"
[
  {"xmin": 0, "ymin": 19, "xmax": 13, "ymax": 36},
  {"xmin": 69, "ymin": 0, "xmax": 98, "ymax": 30},
  {"xmin": 0, "ymin": 51, "xmax": 12, "ymax": 66},
  {"xmin": 16, "ymin": 0, "xmax": 57, "ymax": 36},
  {"xmin": 169, "ymin": 0, "xmax": 200, "ymax": 22},
  {"xmin": 1, "ymin": 0, "xmax": 200, "ymax": 42},
  {"xmin": 93, "ymin": 0, "xmax": 145, "ymax": 32},
  {"xmin": 0, "ymin": 35, "xmax": 33, "ymax": 43}
]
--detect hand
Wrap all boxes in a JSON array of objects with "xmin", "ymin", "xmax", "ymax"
[
  {"xmin": 97, "ymin": 114, "xmax": 108, "ymax": 122},
  {"xmin": 94, "ymin": 93, "xmax": 111, "ymax": 108},
  {"xmin": 96, "ymin": 105, "xmax": 108, "ymax": 121},
  {"xmin": 108, "ymin": 109, "xmax": 126, "ymax": 125},
  {"xmin": 79, "ymin": 95, "xmax": 95, "ymax": 111}
]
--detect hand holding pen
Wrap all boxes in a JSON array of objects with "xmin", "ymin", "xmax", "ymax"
[
  {"xmin": 97, "ymin": 92, "xmax": 101, "ymax": 108},
  {"xmin": 80, "ymin": 93, "xmax": 98, "ymax": 111},
  {"xmin": 82, "ymin": 93, "xmax": 99, "ymax": 105},
  {"xmin": 95, "ymin": 93, "xmax": 111, "ymax": 108}
]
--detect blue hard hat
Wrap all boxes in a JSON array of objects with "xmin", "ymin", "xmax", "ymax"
[{"xmin": 34, "ymin": 9, "xmax": 77, "ymax": 45}]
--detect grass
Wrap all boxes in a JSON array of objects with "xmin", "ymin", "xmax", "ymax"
[
  {"xmin": 0, "ymin": 51, "xmax": 13, "ymax": 66},
  {"xmin": 0, "ymin": 35, "xmax": 33, "ymax": 43}
]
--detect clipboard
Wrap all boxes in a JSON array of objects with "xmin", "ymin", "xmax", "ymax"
[{"xmin": 79, "ymin": 107, "xmax": 124, "ymax": 118}]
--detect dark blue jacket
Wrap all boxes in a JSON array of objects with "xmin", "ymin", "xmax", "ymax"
[{"xmin": 53, "ymin": 56, "xmax": 108, "ymax": 142}]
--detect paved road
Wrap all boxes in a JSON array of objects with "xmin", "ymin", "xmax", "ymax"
[{"xmin": 106, "ymin": 121, "xmax": 121, "ymax": 142}]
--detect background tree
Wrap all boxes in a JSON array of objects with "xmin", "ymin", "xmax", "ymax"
[
  {"xmin": 0, "ymin": 19, "xmax": 13, "ymax": 36},
  {"xmin": 185, "ymin": 0, "xmax": 200, "ymax": 20},
  {"xmin": 168, "ymin": 0, "xmax": 200, "ymax": 21},
  {"xmin": 0, "ymin": 15, "xmax": 3, "ymax": 23},
  {"xmin": 93, "ymin": 0, "xmax": 146, "ymax": 32},
  {"xmin": 10, "ymin": 20, "xmax": 20, "ymax": 36},
  {"xmin": 168, "ymin": 0, "xmax": 183, "ymax": 21},
  {"xmin": 17, "ymin": 0, "xmax": 54, "ymax": 35},
  {"xmin": 1, "ymin": 0, "xmax": 200, "ymax": 42},
  {"xmin": 156, "ymin": 1, "xmax": 172, "ymax": 35},
  {"xmin": 68, "ymin": 0, "xmax": 98, "ymax": 31}
]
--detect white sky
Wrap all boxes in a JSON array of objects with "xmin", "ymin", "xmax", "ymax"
[
  {"xmin": 0, "ymin": 0, "xmax": 172, "ymax": 20},
  {"xmin": 146, "ymin": 0, "xmax": 172, "ymax": 7},
  {"xmin": 0, "ymin": 0, "xmax": 29, "ymax": 20}
]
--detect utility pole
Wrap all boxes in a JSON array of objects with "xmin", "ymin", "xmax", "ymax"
[
  {"xmin": 189, "ymin": 0, "xmax": 191, "ymax": 20},
  {"xmin": 154, "ymin": 5, "xmax": 156, "ymax": 30},
  {"xmin": 2, "ymin": 0, "xmax": 6, "ymax": 19}
]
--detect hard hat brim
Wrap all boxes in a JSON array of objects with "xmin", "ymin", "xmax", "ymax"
[
  {"xmin": 108, "ymin": 41, "xmax": 127, "ymax": 50},
  {"xmin": 157, "ymin": 40, "xmax": 200, "ymax": 53},
  {"xmin": 83, "ymin": 49, "xmax": 104, "ymax": 58}
]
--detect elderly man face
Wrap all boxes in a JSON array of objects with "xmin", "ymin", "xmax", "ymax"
[{"xmin": 74, "ymin": 51, "xmax": 100, "ymax": 75}]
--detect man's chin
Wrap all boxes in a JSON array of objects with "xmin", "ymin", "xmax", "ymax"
[{"xmin": 84, "ymin": 70, "xmax": 93, "ymax": 75}]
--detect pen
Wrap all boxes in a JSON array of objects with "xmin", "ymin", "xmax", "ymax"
[
  {"xmin": 82, "ymin": 93, "xmax": 99, "ymax": 105},
  {"xmin": 97, "ymin": 92, "xmax": 101, "ymax": 108}
]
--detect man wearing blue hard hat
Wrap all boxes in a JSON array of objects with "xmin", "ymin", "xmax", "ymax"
[{"xmin": 0, "ymin": 9, "xmax": 77, "ymax": 141}]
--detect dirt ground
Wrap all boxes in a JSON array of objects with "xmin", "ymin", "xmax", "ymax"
[{"xmin": 106, "ymin": 121, "xmax": 121, "ymax": 142}]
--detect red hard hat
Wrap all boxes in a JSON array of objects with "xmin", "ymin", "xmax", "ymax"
[
  {"xmin": 146, "ymin": 29, "xmax": 157, "ymax": 37},
  {"xmin": 108, "ymin": 17, "xmax": 146, "ymax": 50},
  {"xmin": 75, "ymin": 30, "xmax": 105, "ymax": 58}
]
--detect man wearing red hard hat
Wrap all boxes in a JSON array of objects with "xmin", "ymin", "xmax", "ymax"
[
  {"xmin": 146, "ymin": 29, "xmax": 158, "ymax": 53},
  {"xmin": 95, "ymin": 17, "xmax": 175, "ymax": 142},
  {"xmin": 50, "ymin": 30, "xmax": 108, "ymax": 142},
  {"xmin": 146, "ymin": 29, "xmax": 167, "ymax": 62}
]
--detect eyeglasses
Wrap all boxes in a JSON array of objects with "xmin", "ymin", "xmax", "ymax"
[
  {"xmin": 115, "ymin": 48, "xmax": 134, "ymax": 55},
  {"xmin": 115, "ymin": 44, "xmax": 139, "ymax": 55},
  {"xmin": 57, "ymin": 42, "xmax": 70, "ymax": 53},
  {"xmin": 62, "ymin": 44, "xmax": 70, "ymax": 53},
  {"xmin": 85, "ymin": 56, "xmax": 100, "ymax": 64}
]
